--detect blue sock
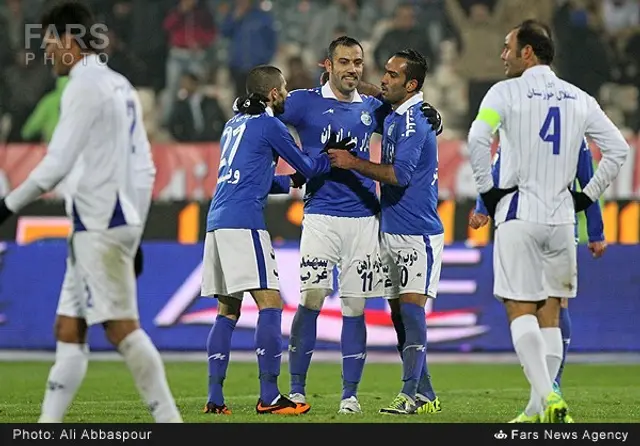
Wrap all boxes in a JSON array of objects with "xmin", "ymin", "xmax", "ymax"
[
  {"xmin": 206, "ymin": 315, "xmax": 236, "ymax": 405},
  {"xmin": 556, "ymin": 307, "xmax": 572, "ymax": 386},
  {"xmin": 255, "ymin": 308, "xmax": 283, "ymax": 403},
  {"xmin": 341, "ymin": 314, "xmax": 366, "ymax": 400},
  {"xmin": 288, "ymin": 305, "xmax": 320, "ymax": 395},
  {"xmin": 417, "ymin": 358, "xmax": 437, "ymax": 401},
  {"xmin": 399, "ymin": 302, "xmax": 427, "ymax": 399}
]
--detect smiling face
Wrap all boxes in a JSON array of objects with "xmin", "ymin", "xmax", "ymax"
[{"xmin": 324, "ymin": 43, "xmax": 364, "ymax": 99}]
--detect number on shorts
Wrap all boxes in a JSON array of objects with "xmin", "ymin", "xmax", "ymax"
[
  {"xmin": 360, "ymin": 271, "xmax": 373, "ymax": 293},
  {"xmin": 399, "ymin": 266, "xmax": 409, "ymax": 288},
  {"xmin": 539, "ymin": 106, "xmax": 561, "ymax": 155}
]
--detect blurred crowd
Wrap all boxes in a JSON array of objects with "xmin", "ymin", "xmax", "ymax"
[{"xmin": 1, "ymin": 0, "xmax": 640, "ymax": 144}]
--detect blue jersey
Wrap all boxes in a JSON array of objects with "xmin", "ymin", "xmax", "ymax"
[
  {"xmin": 475, "ymin": 139, "xmax": 604, "ymax": 242},
  {"xmin": 278, "ymin": 83, "xmax": 389, "ymax": 217},
  {"xmin": 380, "ymin": 94, "xmax": 443, "ymax": 236},
  {"xmin": 207, "ymin": 108, "xmax": 330, "ymax": 231}
]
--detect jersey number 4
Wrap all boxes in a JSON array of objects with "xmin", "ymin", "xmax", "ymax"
[{"xmin": 539, "ymin": 106, "xmax": 561, "ymax": 155}]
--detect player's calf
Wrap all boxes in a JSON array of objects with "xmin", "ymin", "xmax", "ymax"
[
  {"xmin": 108, "ymin": 319, "xmax": 182, "ymax": 422},
  {"xmin": 39, "ymin": 316, "xmax": 90, "ymax": 423},
  {"xmin": 206, "ymin": 296, "xmax": 240, "ymax": 412},
  {"xmin": 340, "ymin": 297, "xmax": 367, "ymax": 407},
  {"xmin": 289, "ymin": 289, "xmax": 328, "ymax": 400}
]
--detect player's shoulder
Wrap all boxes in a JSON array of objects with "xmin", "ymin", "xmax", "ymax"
[
  {"xmin": 287, "ymin": 87, "xmax": 322, "ymax": 101},
  {"xmin": 61, "ymin": 75, "xmax": 104, "ymax": 104},
  {"xmin": 360, "ymin": 92, "xmax": 383, "ymax": 108},
  {"xmin": 399, "ymin": 103, "xmax": 433, "ymax": 138}
]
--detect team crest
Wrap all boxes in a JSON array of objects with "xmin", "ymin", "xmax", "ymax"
[{"xmin": 360, "ymin": 111, "xmax": 372, "ymax": 126}]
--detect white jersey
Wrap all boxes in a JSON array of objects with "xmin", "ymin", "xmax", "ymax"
[
  {"xmin": 6, "ymin": 54, "xmax": 155, "ymax": 230},
  {"xmin": 468, "ymin": 65, "xmax": 628, "ymax": 226}
]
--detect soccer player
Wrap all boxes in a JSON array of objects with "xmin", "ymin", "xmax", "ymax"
[
  {"xmin": 467, "ymin": 19, "xmax": 628, "ymax": 423},
  {"xmin": 202, "ymin": 65, "xmax": 352, "ymax": 415},
  {"xmin": 328, "ymin": 49, "xmax": 442, "ymax": 415},
  {"xmin": 280, "ymin": 36, "xmax": 442, "ymax": 413},
  {"xmin": 469, "ymin": 139, "xmax": 606, "ymax": 422},
  {"xmin": 0, "ymin": 2, "xmax": 182, "ymax": 423}
]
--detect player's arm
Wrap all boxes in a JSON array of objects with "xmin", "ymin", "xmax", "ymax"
[
  {"xmin": 330, "ymin": 116, "xmax": 429, "ymax": 187},
  {"xmin": 269, "ymin": 175, "xmax": 291, "ymax": 194},
  {"xmin": 575, "ymin": 96, "xmax": 629, "ymax": 210},
  {"xmin": 474, "ymin": 150, "xmax": 502, "ymax": 217},
  {"xmin": 0, "ymin": 82, "xmax": 101, "ymax": 220},
  {"xmin": 575, "ymin": 140, "xmax": 604, "ymax": 242},
  {"xmin": 467, "ymin": 83, "xmax": 516, "ymax": 216},
  {"xmin": 265, "ymin": 119, "xmax": 330, "ymax": 179}
]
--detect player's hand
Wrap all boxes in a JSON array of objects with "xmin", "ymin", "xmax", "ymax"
[
  {"xmin": 134, "ymin": 245, "xmax": 144, "ymax": 277},
  {"xmin": 0, "ymin": 199, "xmax": 14, "ymax": 226},
  {"xmin": 321, "ymin": 132, "xmax": 357, "ymax": 154},
  {"xmin": 420, "ymin": 102, "xmax": 443, "ymax": 136},
  {"xmin": 587, "ymin": 240, "xmax": 607, "ymax": 258},
  {"xmin": 480, "ymin": 186, "xmax": 518, "ymax": 218},
  {"xmin": 328, "ymin": 149, "xmax": 358, "ymax": 169},
  {"xmin": 469, "ymin": 212, "xmax": 490, "ymax": 229},
  {"xmin": 290, "ymin": 172, "xmax": 306, "ymax": 188},
  {"xmin": 570, "ymin": 190, "xmax": 594, "ymax": 213}
]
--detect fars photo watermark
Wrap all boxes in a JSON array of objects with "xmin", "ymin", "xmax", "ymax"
[{"xmin": 23, "ymin": 23, "xmax": 110, "ymax": 66}]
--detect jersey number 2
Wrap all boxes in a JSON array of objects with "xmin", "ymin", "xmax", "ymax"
[
  {"xmin": 539, "ymin": 106, "xmax": 560, "ymax": 155},
  {"xmin": 218, "ymin": 123, "xmax": 247, "ymax": 184}
]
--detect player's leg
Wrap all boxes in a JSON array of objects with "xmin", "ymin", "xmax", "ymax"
[
  {"xmin": 289, "ymin": 215, "xmax": 338, "ymax": 402},
  {"xmin": 204, "ymin": 296, "xmax": 240, "ymax": 414},
  {"xmin": 74, "ymin": 228, "xmax": 182, "ymax": 423},
  {"xmin": 38, "ymin": 253, "xmax": 90, "ymax": 423},
  {"xmin": 336, "ymin": 215, "xmax": 384, "ymax": 413},
  {"xmin": 251, "ymin": 288, "xmax": 309, "ymax": 414},
  {"xmin": 201, "ymin": 231, "xmax": 237, "ymax": 413},
  {"xmin": 215, "ymin": 228, "xmax": 309, "ymax": 414},
  {"xmin": 379, "ymin": 233, "xmax": 443, "ymax": 415},
  {"xmin": 556, "ymin": 297, "xmax": 571, "ymax": 389},
  {"xmin": 494, "ymin": 221, "xmax": 567, "ymax": 423}
]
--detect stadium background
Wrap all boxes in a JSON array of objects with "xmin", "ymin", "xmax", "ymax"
[{"xmin": 0, "ymin": 0, "xmax": 639, "ymax": 354}]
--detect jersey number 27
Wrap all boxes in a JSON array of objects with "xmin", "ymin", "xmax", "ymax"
[
  {"xmin": 218, "ymin": 123, "xmax": 247, "ymax": 185},
  {"xmin": 539, "ymin": 106, "xmax": 560, "ymax": 155}
]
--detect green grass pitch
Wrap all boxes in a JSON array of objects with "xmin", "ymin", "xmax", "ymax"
[{"xmin": 1, "ymin": 361, "xmax": 638, "ymax": 423}]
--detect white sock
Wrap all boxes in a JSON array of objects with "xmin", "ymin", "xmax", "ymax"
[
  {"xmin": 510, "ymin": 315, "xmax": 553, "ymax": 402},
  {"xmin": 118, "ymin": 329, "xmax": 183, "ymax": 423},
  {"xmin": 38, "ymin": 342, "xmax": 89, "ymax": 423},
  {"xmin": 524, "ymin": 327, "xmax": 564, "ymax": 415}
]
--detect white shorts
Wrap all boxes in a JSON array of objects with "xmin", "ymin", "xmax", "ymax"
[
  {"xmin": 494, "ymin": 220, "xmax": 577, "ymax": 302},
  {"xmin": 201, "ymin": 229, "xmax": 279, "ymax": 299},
  {"xmin": 381, "ymin": 232, "xmax": 444, "ymax": 299},
  {"xmin": 299, "ymin": 214, "xmax": 384, "ymax": 298},
  {"xmin": 57, "ymin": 226, "xmax": 141, "ymax": 326}
]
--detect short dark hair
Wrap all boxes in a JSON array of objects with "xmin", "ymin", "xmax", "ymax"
[
  {"xmin": 41, "ymin": 0, "xmax": 99, "ymax": 51},
  {"xmin": 514, "ymin": 19, "xmax": 554, "ymax": 65},
  {"xmin": 245, "ymin": 65, "xmax": 284, "ymax": 97},
  {"xmin": 327, "ymin": 36, "xmax": 364, "ymax": 61},
  {"xmin": 393, "ymin": 48, "xmax": 428, "ymax": 91}
]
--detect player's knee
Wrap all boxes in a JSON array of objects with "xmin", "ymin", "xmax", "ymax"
[
  {"xmin": 250, "ymin": 289, "xmax": 283, "ymax": 310},
  {"xmin": 341, "ymin": 296, "xmax": 365, "ymax": 317},
  {"xmin": 217, "ymin": 295, "xmax": 242, "ymax": 319},
  {"xmin": 537, "ymin": 297, "xmax": 561, "ymax": 328},
  {"xmin": 399, "ymin": 293, "xmax": 428, "ymax": 307},
  {"xmin": 54, "ymin": 316, "xmax": 88, "ymax": 344},
  {"xmin": 103, "ymin": 320, "xmax": 140, "ymax": 347},
  {"xmin": 300, "ymin": 289, "xmax": 328, "ymax": 311}
]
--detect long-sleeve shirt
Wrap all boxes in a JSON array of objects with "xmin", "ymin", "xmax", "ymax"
[
  {"xmin": 206, "ymin": 107, "xmax": 331, "ymax": 231},
  {"xmin": 467, "ymin": 65, "xmax": 628, "ymax": 226},
  {"xmin": 5, "ymin": 54, "xmax": 156, "ymax": 231},
  {"xmin": 475, "ymin": 140, "xmax": 604, "ymax": 242}
]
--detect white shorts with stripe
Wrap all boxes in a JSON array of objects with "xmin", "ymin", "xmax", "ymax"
[
  {"xmin": 494, "ymin": 220, "xmax": 577, "ymax": 302},
  {"xmin": 56, "ymin": 226, "xmax": 141, "ymax": 326},
  {"xmin": 201, "ymin": 229, "xmax": 279, "ymax": 299},
  {"xmin": 381, "ymin": 232, "xmax": 445, "ymax": 299}
]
